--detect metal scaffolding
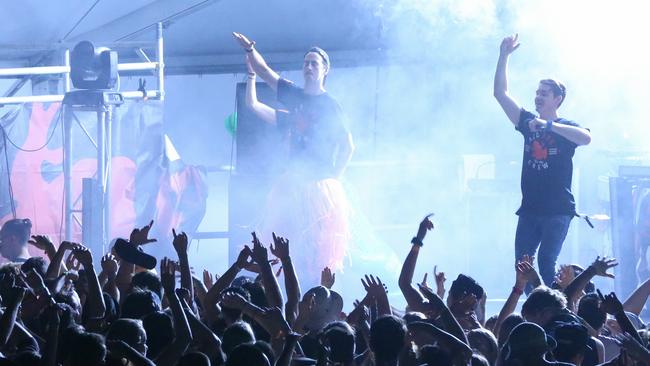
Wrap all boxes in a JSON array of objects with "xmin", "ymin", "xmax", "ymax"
[{"xmin": 0, "ymin": 23, "xmax": 166, "ymax": 252}]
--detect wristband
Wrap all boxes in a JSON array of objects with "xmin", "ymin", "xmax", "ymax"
[
  {"xmin": 411, "ymin": 237, "xmax": 423, "ymax": 247},
  {"xmin": 512, "ymin": 286, "xmax": 523, "ymax": 295},
  {"xmin": 545, "ymin": 120, "xmax": 553, "ymax": 132},
  {"xmin": 245, "ymin": 46, "xmax": 254, "ymax": 53}
]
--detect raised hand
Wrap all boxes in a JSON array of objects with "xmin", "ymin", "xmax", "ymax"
[
  {"xmin": 221, "ymin": 291, "xmax": 247, "ymax": 310},
  {"xmin": 415, "ymin": 213, "xmax": 435, "ymax": 243},
  {"xmin": 232, "ymin": 32, "xmax": 255, "ymax": 51},
  {"xmin": 270, "ymin": 232, "xmax": 290, "ymax": 261},
  {"xmin": 59, "ymin": 240, "xmax": 78, "ymax": 252},
  {"xmin": 202, "ymin": 269, "xmax": 215, "ymax": 290},
  {"xmin": 500, "ymin": 34, "xmax": 520, "ymax": 56},
  {"xmin": 71, "ymin": 245, "xmax": 93, "ymax": 268},
  {"xmin": 64, "ymin": 252, "xmax": 79, "ymax": 271},
  {"xmin": 28, "ymin": 234, "xmax": 54, "ymax": 252},
  {"xmin": 598, "ymin": 290, "xmax": 624, "ymax": 315},
  {"xmin": 129, "ymin": 220, "xmax": 157, "ymax": 246},
  {"xmin": 172, "ymin": 229, "xmax": 189, "ymax": 255},
  {"xmin": 101, "ymin": 254, "xmax": 119, "ymax": 279},
  {"xmin": 160, "ymin": 257, "xmax": 176, "ymax": 294},
  {"xmin": 590, "ymin": 256, "xmax": 618, "ymax": 278},
  {"xmin": 321, "ymin": 267, "xmax": 335, "ymax": 289},
  {"xmin": 235, "ymin": 245, "xmax": 253, "ymax": 269},
  {"xmin": 434, "ymin": 265, "xmax": 446, "ymax": 298},
  {"xmin": 515, "ymin": 260, "xmax": 534, "ymax": 288},
  {"xmin": 361, "ymin": 274, "xmax": 386, "ymax": 298},
  {"xmin": 250, "ymin": 232, "xmax": 269, "ymax": 264}
]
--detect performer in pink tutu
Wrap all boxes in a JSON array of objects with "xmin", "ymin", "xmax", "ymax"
[{"xmin": 233, "ymin": 32, "xmax": 355, "ymax": 285}]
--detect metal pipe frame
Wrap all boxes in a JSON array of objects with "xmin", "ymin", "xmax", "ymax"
[{"xmin": 0, "ymin": 22, "xmax": 165, "ymax": 106}]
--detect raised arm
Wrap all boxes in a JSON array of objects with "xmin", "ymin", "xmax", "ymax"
[
  {"xmin": 245, "ymin": 54, "xmax": 277, "ymax": 124},
  {"xmin": 172, "ymin": 229, "xmax": 194, "ymax": 308},
  {"xmin": 271, "ymin": 233, "xmax": 301, "ymax": 325},
  {"xmin": 398, "ymin": 215, "xmax": 433, "ymax": 310},
  {"xmin": 156, "ymin": 258, "xmax": 193, "ymax": 366},
  {"xmin": 233, "ymin": 32, "xmax": 280, "ymax": 91},
  {"xmin": 0, "ymin": 285, "xmax": 26, "ymax": 348},
  {"xmin": 251, "ymin": 232, "xmax": 284, "ymax": 311},
  {"xmin": 599, "ymin": 290, "xmax": 642, "ymax": 344},
  {"xmin": 99, "ymin": 253, "xmax": 120, "ymax": 303},
  {"xmin": 493, "ymin": 259, "xmax": 532, "ymax": 337},
  {"xmin": 179, "ymin": 297, "xmax": 225, "ymax": 366},
  {"xmin": 493, "ymin": 34, "xmax": 522, "ymax": 125},
  {"xmin": 623, "ymin": 277, "xmax": 650, "ymax": 315},
  {"xmin": 565, "ymin": 256, "xmax": 617, "ymax": 310},
  {"xmin": 362, "ymin": 274, "xmax": 391, "ymax": 317},
  {"xmin": 73, "ymin": 244, "xmax": 107, "ymax": 320}
]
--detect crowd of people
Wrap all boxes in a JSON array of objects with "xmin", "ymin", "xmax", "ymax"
[
  {"xmin": 0, "ymin": 213, "xmax": 649, "ymax": 366},
  {"xmin": 0, "ymin": 30, "xmax": 646, "ymax": 366}
]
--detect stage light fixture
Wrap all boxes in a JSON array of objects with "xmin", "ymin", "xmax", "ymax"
[{"xmin": 70, "ymin": 41, "xmax": 118, "ymax": 90}]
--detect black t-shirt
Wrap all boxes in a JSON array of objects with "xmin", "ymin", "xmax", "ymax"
[
  {"xmin": 276, "ymin": 78, "xmax": 348, "ymax": 179},
  {"xmin": 516, "ymin": 109, "xmax": 583, "ymax": 216}
]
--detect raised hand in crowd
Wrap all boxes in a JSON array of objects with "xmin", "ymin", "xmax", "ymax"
[
  {"xmin": 361, "ymin": 274, "xmax": 390, "ymax": 316},
  {"xmin": 45, "ymin": 240, "xmax": 78, "ymax": 279},
  {"xmin": 71, "ymin": 243, "xmax": 107, "ymax": 319},
  {"xmin": 271, "ymin": 232, "xmax": 301, "ymax": 325},
  {"xmin": 250, "ymin": 232, "xmax": 283, "ymax": 310},
  {"xmin": 202, "ymin": 269, "xmax": 215, "ymax": 291},
  {"xmin": 598, "ymin": 289, "xmax": 643, "ymax": 344},
  {"xmin": 399, "ymin": 214, "xmax": 435, "ymax": 312},
  {"xmin": 565, "ymin": 256, "xmax": 618, "ymax": 310},
  {"xmin": 98, "ymin": 253, "xmax": 120, "ymax": 303},
  {"xmin": 434, "ymin": 265, "xmax": 446, "ymax": 298},
  {"xmin": 172, "ymin": 228, "xmax": 193, "ymax": 307},
  {"xmin": 28, "ymin": 234, "xmax": 55, "ymax": 259},
  {"xmin": 321, "ymin": 267, "xmax": 335, "ymax": 289},
  {"xmin": 130, "ymin": 220, "xmax": 157, "ymax": 246},
  {"xmin": 156, "ymin": 257, "xmax": 193, "ymax": 366}
]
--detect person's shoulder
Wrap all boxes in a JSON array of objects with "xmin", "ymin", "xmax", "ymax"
[
  {"xmin": 519, "ymin": 108, "xmax": 536, "ymax": 122},
  {"xmin": 279, "ymin": 78, "xmax": 300, "ymax": 91}
]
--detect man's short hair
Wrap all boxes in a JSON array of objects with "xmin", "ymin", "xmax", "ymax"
[
  {"xmin": 370, "ymin": 315, "xmax": 407, "ymax": 361},
  {"xmin": 521, "ymin": 286, "xmax": 567, "ymax": 319},
  {"xmin": 131, "ymin": 271, "xmax": 162, "ymax": 299},
  {"xmin": 577, "ymin": 293, "xmax": 606, "ymax": 330},
  {"xmin": 540, "ymin": 79, "xmax": 567, "ymax": 107},
  {"xmin": 0, "ymin": 218, "xmax": 32, "ymax": 244},
  {"xmin": 449, "ymin": 274, "xmax": 484, "ymax": 300}
]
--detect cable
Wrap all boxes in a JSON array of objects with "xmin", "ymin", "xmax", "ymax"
[
  {"xmin": 0, "ymin": 110, "xmax": 62, "ymax": 153},
  {"xmin": 62, "ymin": 0, "xmax": 102, "ymax": 41},
  {"xmin": 114, "ymin": 0, "xmax": 216, "ymax": 42},
  {"xmin": 2, "ymin": 126, "xmax": 16, "ymax": 218}
]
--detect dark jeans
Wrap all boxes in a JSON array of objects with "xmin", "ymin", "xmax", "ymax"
[{"xmin": 515, "ymin": 214, "xmax": 573, "ymax": 287}]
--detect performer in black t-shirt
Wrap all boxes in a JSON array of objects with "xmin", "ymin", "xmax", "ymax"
[
  {"xmin": 233, "ymin": 32, "xmax": 355, "ymax": 285},
  {"xmin": 493, "ymin": 34, "xmax": 592, "ymax": 287}
]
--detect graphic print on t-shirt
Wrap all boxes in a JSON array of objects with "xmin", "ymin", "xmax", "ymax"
[{"xmin": 525, "ymin": 131, "xmax": 559, "ymax": 171}]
